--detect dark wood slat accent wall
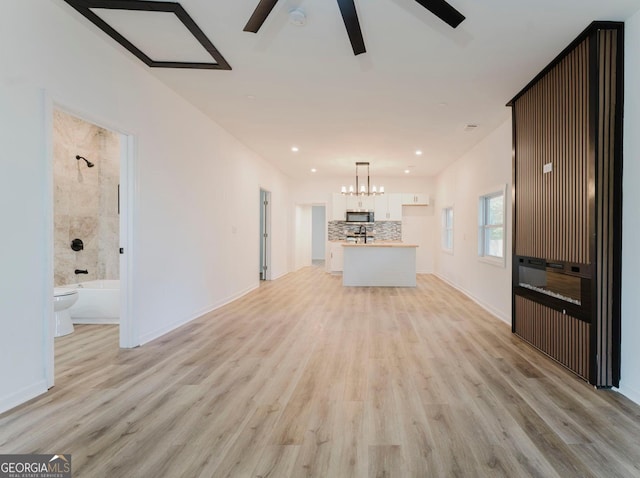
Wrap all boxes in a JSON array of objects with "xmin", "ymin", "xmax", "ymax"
[
  {"xmin": 510, "ymin": 22, "xmax": 623, "ymax": 388},
  {"xmin": 515, "ymin": 296, "xmax": 590, "ymax": 380},
  {"xmin": 514, "ymin": 38, "xmax": 590, "ymax": 263},
  {"xmin": 595, "ymin": 29, "xmax": 618, "ymax": 386}
]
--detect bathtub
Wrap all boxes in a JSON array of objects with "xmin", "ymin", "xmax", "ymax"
[{"xmin": 67, "ymin": 280, "xmax": 120, "ymax": 324}]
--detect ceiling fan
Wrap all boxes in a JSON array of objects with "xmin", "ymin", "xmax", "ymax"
[{"xmin": 243, "ymin": 0, "xmax": 465, "ymax": 56}]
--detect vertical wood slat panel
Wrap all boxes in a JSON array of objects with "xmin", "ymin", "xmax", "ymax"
[
  {"xmin": 514, "ymin": 38, "xmax": 590, "ymax": 263},
  {"xmin": 514, "ymin": 296, "xmax": 590, "ymax": 380},
  {"xmin": 596, "ymin": 30, "xmax": 618, "ymax": 386},
  {"xmin": 511, "ymin": 24, "xmax": 622, "ymax": 388}
]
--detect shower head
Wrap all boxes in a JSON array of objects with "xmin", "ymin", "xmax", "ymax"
[{"xmin": 76, "ymin": 155, "xmax": 94, "ymax": 168}]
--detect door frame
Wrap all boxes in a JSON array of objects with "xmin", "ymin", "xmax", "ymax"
[
  {"xmin": 44, "ymin": 95, "xmax": 137, "ymax": 387},
  {"xmin": 260, "ymin": 188, "xmax": 272, "ymax": 281}
]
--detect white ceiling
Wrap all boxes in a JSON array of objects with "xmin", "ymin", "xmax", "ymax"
[{"xmin": 71, "ymin": 0, "xmax": 640, "ymax": 179}]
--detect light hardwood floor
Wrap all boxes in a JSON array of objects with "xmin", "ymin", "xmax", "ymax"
[{"xmin": 1, "ymin": 267, "xmax": 640, "ymax": 477}]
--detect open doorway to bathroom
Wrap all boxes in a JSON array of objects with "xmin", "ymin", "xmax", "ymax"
[{"xmin": 48, "ymin": 107, "xmax": 132, "ymax": 387}]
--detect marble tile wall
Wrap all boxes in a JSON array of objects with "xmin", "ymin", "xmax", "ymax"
[
  {"xmin": 53, "ymin": 110, "xmax": 120, "ymax": 286},
  {"xmin": 328, "ymin": 221, "xmax": 402, "ymax": 241}
]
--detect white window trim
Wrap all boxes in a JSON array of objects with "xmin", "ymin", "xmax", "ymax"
[
  {"xmin": 441, "ymin": 205, "xmax": 454, "ymax": 254},
  {"xmin": 478, "ymin": 185, "xmax": 507, "ymax": 268}
]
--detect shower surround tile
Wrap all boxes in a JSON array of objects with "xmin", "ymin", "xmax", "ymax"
[{"xmin": 53, "ymin": 110, "xmax": 120, "ymax": 286}]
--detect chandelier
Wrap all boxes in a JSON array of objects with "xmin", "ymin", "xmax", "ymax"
[{"xmin": 341, "ymin": 162, "xmax": 384, "ymax": 196}]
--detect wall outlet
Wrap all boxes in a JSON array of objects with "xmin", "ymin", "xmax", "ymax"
[{"xmin": 543, "ymin": 162, "xmax": 553, "ymax": 174}]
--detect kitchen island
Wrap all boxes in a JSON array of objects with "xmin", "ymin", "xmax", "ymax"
[{"xmin": 342, "ymin": 243, "xmax": 418, "ymax": 287}]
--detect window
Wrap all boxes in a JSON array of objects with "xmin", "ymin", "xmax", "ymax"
[
  {"xmin": 442, "ymin": 206, "xmax": 454, "ymax": 252},
  {"xmin": 478, "ymin": 188, "xmax": 505, "ymax": 263}
]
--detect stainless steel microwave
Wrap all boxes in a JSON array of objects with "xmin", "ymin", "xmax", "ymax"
[{"xmin": 345, "ymin": 210, "xmax": 374, "ymax": 223}]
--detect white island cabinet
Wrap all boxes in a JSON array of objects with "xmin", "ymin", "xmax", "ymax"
[
  {"xmin": 327, "ymin": 241, "xmax": 344, "ymax": 272},
  {"xmin": 342, "ymin": 243, "xmax": 418, "ymax": 287}
]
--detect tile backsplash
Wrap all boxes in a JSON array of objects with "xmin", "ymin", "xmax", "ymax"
[{"xmin": 328, "ymin": 221, "xmax": 401, "ymax": 241}]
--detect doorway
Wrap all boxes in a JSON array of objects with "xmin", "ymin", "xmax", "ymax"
[
  {"xmin": 259, "ymin": 189, "xmax": 272, "ymax": 281},
  {"xmin": 311, "ymin": 205, "xmax": 326, "ymax": 267},
  {"xmin": 45, "ymin": 102, "xmax": 134, "ymax": 387}
]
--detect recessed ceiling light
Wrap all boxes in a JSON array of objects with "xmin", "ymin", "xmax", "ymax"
[
  {"xmin": 404, "ymin": 169, "xmax": 411, "ymax": 174},
  {"xmin": 291, "ymin": 146, "xmax": 299, "ymax": 152},
  {"xmin": 311, "ymin": 168, "xmax": 317, "ymax": 173},
  {"xmin": 415, "ymin": 150, "xmax": 423, "ymax": 156}
]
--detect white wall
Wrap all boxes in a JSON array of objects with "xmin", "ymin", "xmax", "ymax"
[
  {"xmin": 620, "ymin": 10, "xmax": 640, "ymax": 404},
  {"xmin": 434, "ymin": 119, "xmax": 513, "ymax": 323},
  {"xmin": 402, "ymin": 206, "xmax": 434, "ymax": 274},
  {"xmin": 0, "ymin": 0, "xmax": 291, "ymax": 413}
]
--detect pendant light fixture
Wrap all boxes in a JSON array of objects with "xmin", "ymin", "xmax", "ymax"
[{"xmin": 341, "ymin": 162, "xmax": 384, "ymax": 196}]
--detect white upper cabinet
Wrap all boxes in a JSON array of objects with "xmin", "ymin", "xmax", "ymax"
[
  {"xmin": 374, "ymin": 193, "xmax": 403, "ymax": 221},
  {"xmin": 402, "ymin": 193, "xmax": 430, "ymax": 205},
  {"xmin": 333, "ymin": 192, "xmax": 428, "ymax": 221},
  {"xmin": 346, "ymin": 195, "xmax": 375, "ymax": 210},
  {"xmin": 331, "ymin": 193, "xmax": 347, "ymax": 221},
  {"xmin": 333, "ymin": 193, "xmax": 375, "ymax": 221}
]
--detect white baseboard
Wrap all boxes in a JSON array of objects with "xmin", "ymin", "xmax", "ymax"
[
  {"xmin": 139, "ymin": 283, "xmax": 259, "ymax": 345},
  {"xmin": 72, "ymin": 318, "xmax": 119, "ymax": 324},
  {"xmin": 615, "ymin": 385, "xmax": 640, "ymax": 407},
  {"xmin": 433, "ymin": 273, "xmax": 511, "ymax": 326},
  {"xmin": 0, "ymin": 380, "xmax": 47, "ymax": 415},
  {"xmin": 270, "ymin": 270, "xmax": 290, "ymax": 281}
]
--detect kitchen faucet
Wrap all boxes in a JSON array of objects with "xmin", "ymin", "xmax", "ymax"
[{"xmin": 358, "ymin": 225, "xmax": 367, "ymax": 244}]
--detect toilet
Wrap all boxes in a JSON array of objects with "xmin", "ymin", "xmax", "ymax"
[{"xmin": 54, "ymin": 287, "xmax": 78, "ymax": 337}]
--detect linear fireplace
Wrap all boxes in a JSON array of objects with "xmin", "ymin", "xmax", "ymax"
[
  {"xmin": 518, "ymin": 260, "xmax": 581, "ymax": 305},
  {"xmin": 514, "ymin": 256, "xmax": 590, "ymax": 323}
]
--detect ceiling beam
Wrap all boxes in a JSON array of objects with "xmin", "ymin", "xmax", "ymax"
[
  {"xmin": 336, "ymin": 0, "xmax": 366, "ymax": 55},
  {"xmin": 244, "ymin": 0, "xmax": 280, "ymax": 33},
  {"xmin": 413, "ymin": 0, "xmax": 465, "ymax": 28}
]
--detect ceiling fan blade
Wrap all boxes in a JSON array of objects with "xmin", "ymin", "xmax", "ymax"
[
  {"xmin": 414, "ymin": 0, "xmax": 465, "ymax": 28},
  {"xmin": 336, "ymin": 0, "xmax": 366, "ymax": 55},
  {"xmin": 244, "ymin": 0, "xmax": 280, "ymax": 33}
]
